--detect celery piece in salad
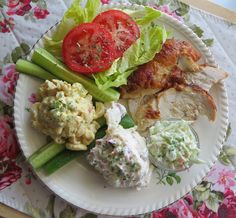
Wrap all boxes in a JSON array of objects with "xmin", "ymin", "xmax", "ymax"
[
  {"xmin": 31, "ymin": 48, "xmax": 120, "ymax": 102},
  {"xmin": 44, "ymin": 0, "xmax": 101, "ymax": 59},
  {"xmin": 28, "ymin": 142, "xmax": 65, "ymax": 169},
  {"xmin": 16, "ymin": 59, "xmax": 57, "ymax": 80},
  {"xmin": 43, "ymin": 126, "xmax": 107, "ymax": 175},
  {"xmin": 93, "ymin": 7, "xmax": 167, "ymax": 90},
  {"xmin": 27, "ymin": 116, "xmax": 106, "ymax": 170}
]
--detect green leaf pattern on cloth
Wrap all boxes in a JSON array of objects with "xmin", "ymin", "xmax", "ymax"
[
  {"xmin": 59, "ymin": 205, "xmax": 77, "ymax": 218},
  {"xmin": 190, "ymin": 24, "xmax": 204, "ymax": 37},
  {"xmin": 24, "ymin": 202, "xmax": 46, "ymax": 218},
  {"xmin": 82, "ymin": 213, "xmax": 98, "ymax": 218},
  {"xmin": 192, "ymin": 182, "xmax": 225, "ymax": 213},
  {"xmin": 11, "ymin": 43, "xmax": 30, "ymax": 63},
  {"xmin": 46, "ymin": 195, "xmax": 56, "ymax": 218},
  {"xmin": 156, "ymin": 169, "xmax": 182, "ymax": 185}
]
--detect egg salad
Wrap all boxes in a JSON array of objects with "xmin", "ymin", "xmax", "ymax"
[{"xmin": 31, "ymin": 79, "xmax": 104, "ymax": 150}]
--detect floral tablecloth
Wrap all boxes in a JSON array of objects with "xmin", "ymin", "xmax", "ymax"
[{"xmin": 1, "ymin": 0, "xmax": 236, "ymax": 217}]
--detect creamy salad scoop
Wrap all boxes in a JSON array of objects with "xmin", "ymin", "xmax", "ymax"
[
  {"xmin": 148, "ymin": 120, "xmax": 202, "ymax": 171},
  {"xmin": 88, "ymin": 103, "xmax": 151, "ymax": 188}
]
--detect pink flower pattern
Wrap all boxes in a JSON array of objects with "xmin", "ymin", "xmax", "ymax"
[
  {"xmin": 0, "ymin": 115, "xmax": 21, "ymax": 190},
  {"xmin": 153, "ymin": 199, "xmax": 194, "ymax": 218},
  {"xmin": 197, "ymin": 202, "xmax": 218, "ymax": 218},
  {"xmin": 218, "ymin": 189, "xmax": 236, "ymax": 218},
  {"xmin": 150, "ymin": 5, "xmax": 182, "ymax": 21},
  {"xmin": 0, "ymin": 159, "xmax": 22, "ymax": 190},
  {"xmin": 7, "ymin": 0, "xmax": 32, "ymax": 16},
  {"xmin": 0, "ymin": 115, "xmax": 20, "ymax": 159},
  {"xmin": 28, "ymin": 92, "xmax": 38, "ymax": 103},
  {"xmin": 0, "ymin": 1, "xmax": 236, "ymax": 217},
  {"xmin": 206, "ymin": 164, "xmax": 236, "ymax": 192},
  {"xmin": 216, "ymin": 170, "xmax": 235, "ymax": 189},
  {"xmin": 0, "ymin": 0, "xmax": 49, "ymax": 33},
  {"xmin": 0, "ymin": 17, "xmax": 15, "ymax": 33},
  {"xmin": 33, "ymin": 6, "xmax": 49, "ymax": 19},
  {"xmin": 0, "ymin": 64, "xmax": 19, "ymax": 106},
  {"xmin": 101, "ymin": 0, "xmax": 110, "ymax": 4}
]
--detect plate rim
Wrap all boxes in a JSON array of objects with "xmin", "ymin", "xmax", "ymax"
[{"xmin": 14, "ymin": 2, "xmax": 229, "ymax": 216}]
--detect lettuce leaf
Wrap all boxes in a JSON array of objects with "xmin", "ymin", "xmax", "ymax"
[
  {"xmin": 135, "ymin": 6, "xmax": 162, "ymax": 26},
  {"xmin": 93, "ymin": 7, "xmax": 167, "ymax": 90},
  {"xmin": 44, "ymin": 0, "xmax": 101, "ymax": 60},
  {"xmin": 44, "ymin": 4, "xmax": 167, "ymax": 90}
]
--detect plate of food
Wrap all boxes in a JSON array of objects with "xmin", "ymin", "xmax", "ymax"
[{"xmin": 13, "ymin": 0, "xmax": 229, "ymax": 216}]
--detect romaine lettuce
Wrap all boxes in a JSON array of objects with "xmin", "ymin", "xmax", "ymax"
[{"xmin": 44, "ymin": 2, "xmax": 167, "ymax": 90}]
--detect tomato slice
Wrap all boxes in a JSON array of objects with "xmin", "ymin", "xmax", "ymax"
[
  {"xmin": 93, "ymin": 10, "xmax": 140, "ymax": 59},
  {"xmin": 62, "ymin": 22, "xmax": 116, "ymax": 74}
]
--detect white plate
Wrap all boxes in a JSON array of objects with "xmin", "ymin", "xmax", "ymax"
[{"xmin": 14, "ymin": 3, "xmax": 229, "ymax": 216}]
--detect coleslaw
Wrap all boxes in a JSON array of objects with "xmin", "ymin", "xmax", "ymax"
[{"xmin": 148, "ymin": 120, "xmax": 202, "ymax": 170}]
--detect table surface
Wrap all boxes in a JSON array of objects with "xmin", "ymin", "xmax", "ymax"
[
  {"xmin": 1, "ymin": 0, "xmax": 236, "ymax": 218},
  {"xmin": 211, "ymin": 0, "xmax": 236, "ymax": 11},
  {"xmin": 180, "ymin": 0, "xmax": 236, "ymax": 24}
]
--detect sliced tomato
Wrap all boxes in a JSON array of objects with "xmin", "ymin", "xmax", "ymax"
[
  {"xmin": 62, "ymin": 22, "xmax": 116, "ymax": 74},
  {"xmin": 93, "ymin": 10, "xmax": 140, "ymax": 59}
]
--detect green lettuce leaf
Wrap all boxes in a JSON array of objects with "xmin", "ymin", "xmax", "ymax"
[
  {"xmin": 44, "ymin": 4, "xmax": 167, "ymax": 90},
  {"xmin": 44, "ymin": 0, "xmax": 101, "ymax": 59},
  {"xmin": 135, "ymin": 6, "xmax": 162, "ymax": 26},
  {"xmin": 94, "ymin": 7, "xmax": 167, "ymax": 90}
]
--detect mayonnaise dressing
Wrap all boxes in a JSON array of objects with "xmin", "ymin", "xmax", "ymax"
[{"xmin": 88, "ymin": 103, "xmax": 151, "ymax": 188}]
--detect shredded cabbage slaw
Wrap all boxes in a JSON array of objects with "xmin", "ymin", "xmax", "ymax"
[{"xmin": 148, "ymin": 120, "xmax": 202, "ymax": 170}]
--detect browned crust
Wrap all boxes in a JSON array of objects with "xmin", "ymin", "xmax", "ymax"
[
  {"xmin": 120, "ymin": 39, "xmax": 202, "ymax": 99},
  {"xmin": 145, "ymin": 105, "xmax": 160, "ymax": 119},
  {"xmin": 120, "ymin": 60, "xmax": 161, "ymax": 96},
  {"xmin": 154, "ymin": 39, "xmax": 201, "ymax": 66}
]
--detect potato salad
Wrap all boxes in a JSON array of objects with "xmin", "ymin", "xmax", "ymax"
[{"xmin": 31, "ymin": 79, "xmax": 104, "ymax": 150}]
